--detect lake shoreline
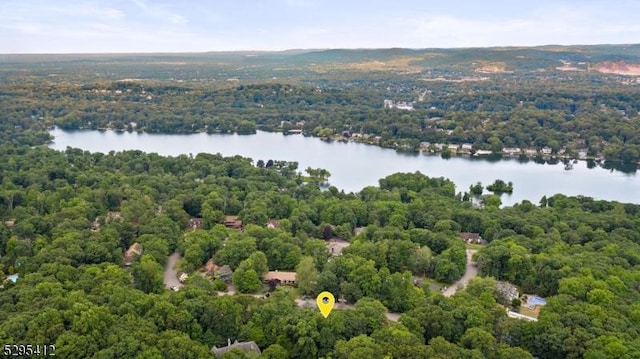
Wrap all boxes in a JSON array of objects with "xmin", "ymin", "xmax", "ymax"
[
  {"xmin": 48, "ymin": 128, "xmax": 640, "ymax": 206},
  {"xmin": 61, "ymin": 126, "xmax": 640, "ymax": 167}
]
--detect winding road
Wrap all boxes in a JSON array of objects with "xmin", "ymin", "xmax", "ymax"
[
  {"xmin": 163, "ymin": 252, "xmax": 183, "ymax": 290},
  {"xmin": 162, "ymin": 249, "xmax": 483, "ymax": 321},
  {"xmin": 442, "ymin": 249, "xmax": 478, "ymax": 297},
  {"xmin": 162, "ymin": 252, "xmax": 400, "ymax": 321}
]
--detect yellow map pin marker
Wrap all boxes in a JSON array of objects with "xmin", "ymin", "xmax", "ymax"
[{"xmin": 316, "ymin": 291, "xmax": 335, "ymax": 318}]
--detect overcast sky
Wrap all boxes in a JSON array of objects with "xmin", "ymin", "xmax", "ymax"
[{"xmin": 1, "ymin": 0, "xmax": 639, "ymax": 53}]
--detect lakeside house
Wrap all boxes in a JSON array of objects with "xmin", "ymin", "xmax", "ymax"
[
  {"xmin": 461, "ymin": 143, "xmax": 474, "ymax": 152},
  {"xmin": 212, "ymin": 340, "xmax": 261, "ymax": 358},
  {"xmin": 503, "ymin": 148, "xmax": 521, "ymax": 156}
]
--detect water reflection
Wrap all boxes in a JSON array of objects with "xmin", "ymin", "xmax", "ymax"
[{"xmin": 602, "ymin": 161, "xmax": 638, "ymax": 174}]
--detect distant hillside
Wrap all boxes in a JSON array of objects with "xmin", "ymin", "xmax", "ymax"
[
  {"xmin": 4, "ymin": 44, "xmax": 640, "ymax": 81},
  {"xmin": 595, "ymin": 61, "xmax": 640, "ymax": 76}
]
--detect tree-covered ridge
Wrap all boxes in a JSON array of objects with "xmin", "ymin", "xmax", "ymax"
[
  {"xmin": 0, "ymin": 146, "xmax": 639, "ymax": 358},
  {"xmin": 3, "ymin": 79, "xmax": 640, "ymax": 162}
]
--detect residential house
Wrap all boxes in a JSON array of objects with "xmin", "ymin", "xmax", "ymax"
[
  {"xmin": 105, "ymin": 211, "xmax": 122, "ymax": 224},
  {"xmin": 4, "ymin": 220, "xmax": 15, "ymax": 228},
  {"xmin": 395, "ymin": 102, "xmax": 414, "ymax": 111},
  {"xmin": 189, "ymin": 217, "xmax": 204, "ymax": 229},
  {"xmin": 326, "ymin": 238, "xmax": 351, "ymax": 256},
  {"xmin": 447, "ymin": 144, "xmax": 459, "ymax": 152},
  {"xmin": 459, "ymin": 232, "xmax": 485, "ymax": 244},
  {"xmin": 224, "ymin": 216, "xmax": 243, "ymax": 229},
  {"xmin": 179, "ymin": 273, "xmax": 189, "ymax": 283},
  {"xmin": 541, "ymin": 147, "xmax": 553, "ymax": 155},
  {"xmin": 524, "ymin": 148, "xmax": 538, "ymax": 156},
  {"xmin": 577, "ymin": 149, "xmax": 588, "ymax": 159},
  {"xmin": 215, "ymin": 265, "xmax": 233, "ymax": 283},
  {"xmin": 91, "ymin": 217, "xmax": 100, "ymax": 232},
  {"xmin": 205, "ymin": 259, "xmax": 218, "ymax": 275},
  {"xmin": 212, "ymin": 340, "xmax": 261, "ymax": 358},
  {"xmin": 433, "ymin": 143, "xmax": 446, "ymax": 150},
  {"xmin": 461, "ymin": 143, "xmax": 474, "ymax": 152},
  {"xmin": 263, "ymin": 271, "xmax": 297, "ymax": 286},
  {"xmin": 266, "ymin": 219, "xmax": 280, "ymax": 229},
  {"xmin": 496, "ymin": 281, "xmax": 519, "ymax": 304},
  {"xmin": 502, "ymin": 148, "xmax": 521, "ymax": 156},
  {"xmin": 474, "ymin": 150, "xmax": 492, "ymax": 156},
  {"xmin": 124, "ymin": 242, "xmax": 143, "ymax": 266}
]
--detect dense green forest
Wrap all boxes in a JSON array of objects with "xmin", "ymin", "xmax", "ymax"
[
  {"xmin": 0, "ymin": 145, "xmax": 639, "ymax": 358},
  {"xmin": 1, "ymin": 46, "xmax": 640, "ymax": 358}
]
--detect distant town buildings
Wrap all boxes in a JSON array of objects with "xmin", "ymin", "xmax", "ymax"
[{"xmin": 384, "ymin": 99, "xmax": 414, "ymax": 111}]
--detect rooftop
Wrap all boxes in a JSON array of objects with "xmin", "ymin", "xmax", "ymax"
[{"xmin": 212, "ymin": 340, "xmax": 261, "ymax": 357}]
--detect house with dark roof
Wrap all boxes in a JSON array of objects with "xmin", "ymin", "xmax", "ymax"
[
  {"xmin": 212, "ymin": 339, "xmax": 261, "ymax": 358},
  {"xmin": 224, "ymin": 216, "xmax": 243, "ymax": 229}
]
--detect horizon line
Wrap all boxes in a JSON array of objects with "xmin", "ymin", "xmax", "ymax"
[{"xmin": 2, "ymin": 43, "xmax": 639, "ymax": 56}]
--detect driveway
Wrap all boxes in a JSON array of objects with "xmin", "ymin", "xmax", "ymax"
[
  {"xmin": 442, "ymin": 249, "xmax": 478, "ymax": 297},
  {"xmin": 294, "ymin": 298, "xmax": 400, "ymax": 322},
  {"xmin": 164, "ymin": 252, "xmax": 183, "ymax": 289}
]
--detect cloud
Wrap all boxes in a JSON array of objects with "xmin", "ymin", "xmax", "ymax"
[
  {"xmin": 104, "ymin": 8, "xmax": 125, "ymax": 20},
  {"xmin": 131, "ymin": 0, "xmax": 188, "ymax": 25},
  {"xmin": 393, "ymin": 3, "xmax": 640, "ymax": 48},
  {"xmin": 281, "ymin": 0, "xmax": 317, "ymax": 8}
]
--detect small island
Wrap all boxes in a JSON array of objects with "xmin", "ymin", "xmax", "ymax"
[{"xmin": 487, "ymin": 179, "xmax": 514, "ymax": 194}]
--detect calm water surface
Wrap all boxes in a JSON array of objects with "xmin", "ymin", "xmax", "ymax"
[{"xmin": 49, "ymin": 128, "xmax": 640, "ymax": 206}]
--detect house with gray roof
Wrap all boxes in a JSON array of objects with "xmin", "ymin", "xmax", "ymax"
[{"xmin": 212, "ymin": 339, "xmax": 261, "ymax": 357}]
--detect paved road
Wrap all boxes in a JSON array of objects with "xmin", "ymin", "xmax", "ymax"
[
  {"xmin": 164, "ymin": 253, "xmax": 400, "ymax": 321},
  {"xmin": 163, "ymin": 252, "xmax": 183, "ymax": 289},
  {"xmin": 295, "ymin": 298, "xmax": 400, "ymax": 322},
  {"xmin": 443, "ymin": 249, "xmax": 478, "ymax": 297}
]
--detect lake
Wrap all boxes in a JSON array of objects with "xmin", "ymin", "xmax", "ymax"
[{"xmin": 48, "ymin": 128, "xmax": 640, "ymax": 206}]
